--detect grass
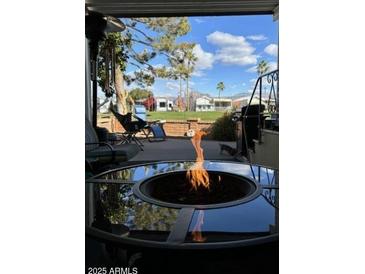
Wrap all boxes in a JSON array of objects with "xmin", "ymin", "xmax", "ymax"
[
  {"xmin": 146, "ymin": 111, "xmax": 227, "ymax": 121},
  {"xmin": 98, "ymin": 111, "xmax": 229, "ymax": 121}
]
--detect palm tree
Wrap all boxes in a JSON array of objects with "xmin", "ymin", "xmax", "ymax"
[
  {"xmin": 216, "ymin": 82, "xmax": 225, "ymax": 109},
  {"xmin": 256, "ymin": 60, "xmax": 269, "ymax": 76},
  {"xmin": 216, "ymin": 82, "xmax": 225, "ymax": 99}
]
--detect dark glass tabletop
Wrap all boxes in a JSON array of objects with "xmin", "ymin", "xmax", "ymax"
[{"xmin": 86, "ymin": 161, "xmax": 278, "ymax": 249}]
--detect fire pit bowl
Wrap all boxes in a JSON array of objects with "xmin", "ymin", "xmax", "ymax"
[
  {"xmin": 133, "ymin": 170, "xmax": 261, "ymax": 209},
  {"xmin": 86, "ymin": 161, "xmax": 278, "ymax": 251}
]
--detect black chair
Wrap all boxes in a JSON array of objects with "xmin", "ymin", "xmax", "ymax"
[
  {"xmin": 85, "ymin": 118, "xmax": 139, "ymax": 166},
  {"xmin": 110, "ymin": 108, "xmax": 147, "ymax": 150},
  {"xmin": 240, "ymin": 104, "xmax": 266, "ymax": 156}
]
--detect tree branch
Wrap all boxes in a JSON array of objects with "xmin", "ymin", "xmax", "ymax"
[
  {"xmin": 130, "ymin": 38, "xmax": 151, "ymax": 47},
  {"xmin": 128, "ymin": 48, "xmax": 156, "ymax": 72},
  {"xmin": 130, "ymin": 38, "xmax": 174, "ymax": 60},
  {"xmin": 97, "ymin": 98, "xmax": 109, "ymax": 109},
  {"xmin": 126, "ymin": 24, "xmax": 154, "ymax": 42},
  {"xmin": 129, "ymin": 62, "xmax": 145, "ymax": 71},
  {"xmin": 130, "ymin": 18, "xmax": 147, "ymax": 25}
]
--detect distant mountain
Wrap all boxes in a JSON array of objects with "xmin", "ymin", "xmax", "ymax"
[
  {"xmin": 189, "ymin": 90, "xmax": 212, "ymax": 98},
  {"xmin": 162, "ymin": 90, "xmax": 251, "ymax": 100},
  {"xmin": 231, "ymin": 92, "xmax": 253, "ymax": 99}
]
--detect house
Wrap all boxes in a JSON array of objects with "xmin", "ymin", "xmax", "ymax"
[
  {"xmin": 232, "ymin": 95, "xmax": 275, "ymax": 110},
  {"xmin": 195, "ymin": 96, "xmax": 215, "ymax": 112},
  {"xmin": 156, "ymin": 97, "xmax": 174, "ymax": 111},
  {"xmin": 213, "ymin": 98, "xmax": 232, "ymax": 111}
]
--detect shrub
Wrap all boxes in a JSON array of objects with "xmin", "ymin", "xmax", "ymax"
[{"xmin": 209, "ymin": 112, "xmax": 236, "ymax": 141}]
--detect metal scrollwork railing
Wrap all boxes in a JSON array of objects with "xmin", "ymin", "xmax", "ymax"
[
  {"xmin": 262, "ymin": 188, "xmax": 278, "ymax": 209},
  {"xmin": 265, "ymin": 70, "xmax": 279, "ymax": 113},
  {"xmin": 243, "ymin": 69, "xmax": 279, "ymax": 145}
]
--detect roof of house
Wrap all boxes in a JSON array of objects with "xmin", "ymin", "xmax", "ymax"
[{"xmin": 213, "ymin": 98, "xmax": 232, "ymax": 102}]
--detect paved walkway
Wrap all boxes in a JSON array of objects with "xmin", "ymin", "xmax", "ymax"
[{"xmin": 130, "ymin": 138, "xmax": 237, "ymax": 162}]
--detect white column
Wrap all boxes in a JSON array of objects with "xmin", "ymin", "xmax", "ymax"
[{"xmin": 85, "ymin": 38, "xmax": 92, "ymax": 122}]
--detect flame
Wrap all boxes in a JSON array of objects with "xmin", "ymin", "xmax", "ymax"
[
  {"xmin": 186, "ymin": 130, "xmax": 210, "ymax": 190},
  {"xmin": 192, "ymin": 210, "xmax": 206, "ymax": 242},
  {"xmin": 187, "ymin": 131, "xmax": 209, "ymax": 242}
]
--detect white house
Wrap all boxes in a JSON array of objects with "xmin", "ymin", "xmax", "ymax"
[
  {"xmin": 213, "ymin": 98, "xmax": 232, "ymax": 111},
  {"xmin": 156, "ymin": 97, "xmax": 173, "ymax": 111},
  {"xmin": 195, "ymin": 96, "xmax": 215, "ymax": 112}
]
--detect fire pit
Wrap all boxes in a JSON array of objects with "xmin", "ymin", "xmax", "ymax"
[
  {"xmin": 86, "ymin": 160, "xmax": 278, "ymax": 250},
  {"xmin": 133, "ymin": 170, "xmax": 261, "ymax": 209}
]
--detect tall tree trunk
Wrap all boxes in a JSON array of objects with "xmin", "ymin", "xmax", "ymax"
[
  {"xmin": 179, "ymin": 76, "xmax": 182, "ymax": 112},
  {"xmin": 186, "ymin": 76, "xmax": 189, "ymax": 111},
  {"xmin": 114, "ymin": 64, "xmax": 128, "ymax": 115}
]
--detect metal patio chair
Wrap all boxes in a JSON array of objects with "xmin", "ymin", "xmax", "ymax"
[
  {"xmin": 110, "ymin": 107, "xmax": 147, "ymax": 150},
  {"xmin": 85, "ymin": 118, "xmax": 139, "ymax": 167}
]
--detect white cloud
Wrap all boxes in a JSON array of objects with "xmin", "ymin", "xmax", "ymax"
[
  {"xmin": 246, "ymin": 66, "xmax": 257, "ymax": 73},
  {"xmin": 152, "ymin": 63, "xmax": 164, "ymax": 69},
  {"xmin": 192, "ymin": 70, "xmax": 205, "ymax": 77},
  {"xmin": 194, "ymin": 18, "xmax": 205, "ymax": 24},
  {"xmin": 264, "ymin": 44, "xmax": 278, "ymax": 56},
  {"xmin": 166, "ymin": 81, "xmax": 179, "ymax": 91},
  {"xmin": 192, "ymin": 44, "xmax": 214, "ymax": 76},
  {"xmin": 193, "ymin": 44, "xmax": 214, "ymax": 70},
  {"xmin": 247, "ymin": 34, "xmax": 267, "ymax": 41},
  {"xmin": 155, "ymin": 91, "xmax": 173, "ymax": 97},
  {"xmin": 206, "ymin": 31, "xmax": 258, "ymax": 66},
  {"xmin": 268, "ymin": 61, "xmax": 278, "ymax": 71}
]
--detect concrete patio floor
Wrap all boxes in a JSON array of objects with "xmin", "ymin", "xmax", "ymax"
[{"xmin": 129, "ymin": 137, "xmax": 237, "ymax": 162}]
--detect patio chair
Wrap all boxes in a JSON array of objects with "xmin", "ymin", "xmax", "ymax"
[
  {"xmin": 95, "ymin": 126, "xmax": 119, "ymax": 144},
  {"xmin": 85, "ymin": 118, "xmax": 139, "ymax": 166},
  {"xmin": 144, "ymin": 122, "xmax": 166, "ymax": 142},
  {"xmin": 109, "ymin": 107, "xmax": 146, "ymax": 150},
  {"xmin": 240, "ymin": 104, "xmax": 266, "ymax": 157}
]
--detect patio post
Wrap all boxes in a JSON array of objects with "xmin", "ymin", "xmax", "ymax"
[{"xmin": 85, "ymin": 38, "xmax": 92, "ymax": 123}]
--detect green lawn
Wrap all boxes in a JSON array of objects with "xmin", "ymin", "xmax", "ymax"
[{"xmin": 146, "ymin": 111, "xmax": 227, "ymax": 121}]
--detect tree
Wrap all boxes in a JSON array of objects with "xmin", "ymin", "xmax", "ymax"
[
  {"xmin": 159, "ymin": 43, "xmax": 197, "ymax": 111},
  {"xmin": 165, "ymin": 48, "xmax": 186, "ymax": 111},
  {"xmin": 256, "ymin": 60, "xmax": 269, "ymax": 76},
  {"xmin": 97, "ymin": 18, "xmax": 191, "ymax": 114},
  {"xmin": 181, "ymin": 43, "xmax": 197, "ymax": 111},
  {"xmin": 129, "ymin": 88, "xmax": 153, "ymax": 101},
  {"xmin": 216, "ymin": 81, "xmax": 225, "ymax": 99},
  {"xmin": 256, "ymin": 60, "xmax": 270, "ymax": 98}
]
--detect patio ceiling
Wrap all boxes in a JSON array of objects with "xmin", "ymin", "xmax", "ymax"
[{"xmin": 86, "ymin": 0, "xmax": 279, "ymax": 17}]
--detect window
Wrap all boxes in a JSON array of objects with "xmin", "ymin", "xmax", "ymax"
[{"xmin": 159, "ymin": 102, "xmax": 166, "ymax": 108}]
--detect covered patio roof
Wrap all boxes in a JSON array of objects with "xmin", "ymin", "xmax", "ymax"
[{"xmin": 86, "ymin": 0, "xmax": 279, "ymax": 17}]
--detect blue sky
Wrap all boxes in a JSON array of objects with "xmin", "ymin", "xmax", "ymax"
[{"xmin": 125, "ymin": 15, "xmax": 278, "ymax": 98}]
